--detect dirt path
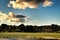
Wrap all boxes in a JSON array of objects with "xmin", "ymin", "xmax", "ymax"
[{"xmin": 0, "ymin": 38, "xmax": 60, "ymax": 40}]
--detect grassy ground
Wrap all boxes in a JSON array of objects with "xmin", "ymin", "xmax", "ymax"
[{"xmin": 0, "ymin": 32, "xmax": 60, "ymax": 38}]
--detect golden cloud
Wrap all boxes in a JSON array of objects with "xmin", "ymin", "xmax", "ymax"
[
  {"xmin": 0, "ymin": 11, "xmax": 29, "ymax": 25},
  {"xmin": 8, "ymin": 0, "xmax": 53, "ymax": 9}
]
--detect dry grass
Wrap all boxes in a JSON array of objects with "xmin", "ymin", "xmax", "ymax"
[{"xmin": 0, "ymin": 32, "xmax": 60, "ymax": 38}]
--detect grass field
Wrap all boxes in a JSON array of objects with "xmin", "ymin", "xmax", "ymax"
[{"xmin": 0, "ymin": 32, "xmax": 60, "ymax": 38}]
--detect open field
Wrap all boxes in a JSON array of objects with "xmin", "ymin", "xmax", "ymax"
[{"xmin": 0, "ymin": 32, "xmax": 60, "ymax": 39}]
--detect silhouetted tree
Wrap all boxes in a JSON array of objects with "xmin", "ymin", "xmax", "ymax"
[
  {"xmin": 0, "ymin": 24, "xmax": 60, "ymax": 32},
  {"xmin": 0, "ymin": 24, "xmax": 8, "ymax": 32}
]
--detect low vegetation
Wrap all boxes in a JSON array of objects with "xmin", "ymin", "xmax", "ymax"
[{"xmin": 0, "ymin": 24, "xmax": 60, "ymax": 38}]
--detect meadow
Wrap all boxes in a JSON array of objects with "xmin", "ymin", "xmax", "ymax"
[{"xmin": 0, "ymin": 32, "xmax": 60, "ymax": 39}]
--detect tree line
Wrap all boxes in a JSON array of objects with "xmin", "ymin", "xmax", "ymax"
[{"xmin": 0, "ymin": 24, "xmax": 60, "ymax": 33}]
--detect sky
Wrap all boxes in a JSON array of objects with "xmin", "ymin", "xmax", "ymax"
[{"xmin": 0, "ymin": 0, "xmax": 60, "ymax": 26}]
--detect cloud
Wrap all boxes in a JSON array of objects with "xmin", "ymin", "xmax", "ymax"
[
  {"xmin": 8, "ymin": 0, "xmax": 53, "ymax": 9},
  {"xmin": 16, "ymin": 15, "xmax": 26, "ymax": 18},
  {"xmin": 0, "ymin": 11, "xmax": 30, "ymax": 25},
  {"xmin": 43, "ymin": 0, "xmax": 53, "ymax": 7}
]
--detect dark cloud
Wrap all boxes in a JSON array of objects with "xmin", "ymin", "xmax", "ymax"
[
  {"xmin": 16, "ymin": 15, "xmax": 26, "ymax": 18},
  {"xmin": 16, "ymin": 15, "xmax": 27, "ymax": 23}
]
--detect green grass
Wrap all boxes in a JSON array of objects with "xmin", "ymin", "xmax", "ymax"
[{"xmin": 0, "ymin": 32, "xmax": 60, "ymax": 38}]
